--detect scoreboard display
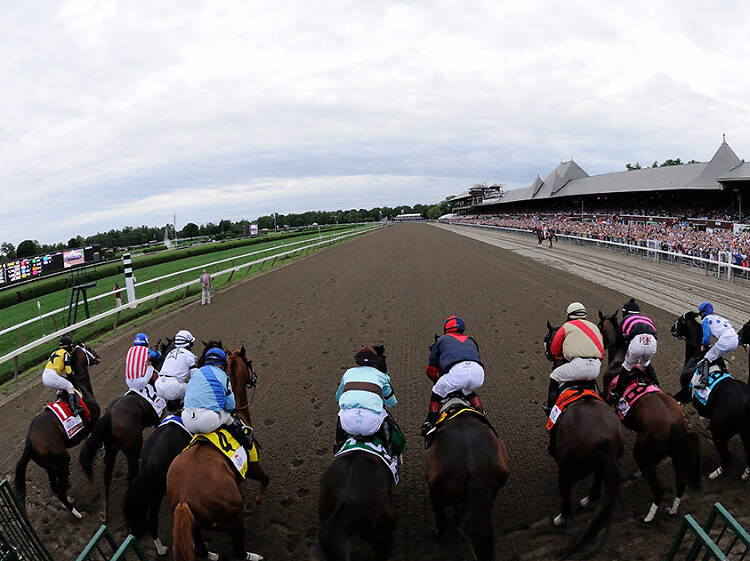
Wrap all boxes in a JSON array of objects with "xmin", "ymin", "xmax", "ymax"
[{"xmin": 0, "ymin": 247, "xmax": 97, "ymax": 287}]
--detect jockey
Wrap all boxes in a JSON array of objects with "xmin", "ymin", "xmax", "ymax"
[
  {"xmin": 610, "ymin": 298, "xmax": 659, "ymax": 401},
  {"xmin": 421, "ymin": 315, "xmax": 484, "ymax": 437},
  {"xmin": 42, "ymin": 335, "xmax": 83, "ymax": 416},
  {"xmin": 695, "ymin": 302, "xmax": 739, "ymax": 388},
  {"xmin": 181, "ymin": 347, "xmax": 253, "ymax": 450},
  {"xmin": 155, "ymin": 330, "xmax": 197, "ymax": 409},
  {"xmin": 125, "ymin": 333, "xmax": 162, "ymax": 392},
  {"xmin": 542, "ymin": 222, "xmax": 548, "ymax": 238},
  {"xmin": 334, "ymin": 346, "xmax": 400, "ymax": 457},
  {"xmin": 543, "ymin": 302, "xmax": 604, "ymax": 414}
]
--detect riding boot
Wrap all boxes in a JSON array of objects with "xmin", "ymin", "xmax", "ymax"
[
  {"xmin": 166, "ymin": 399, "xmax": 182, "ymax": 413},
  {"xmin": 333, "ymin": 417, "xmax": 348, "ymax": 455},
  {"xmin": 695, "ymin": 359, "xmax": 710, "ymax": 389},
  {"xmin": 67, "ymin": 391, "xmax": 83, "ymax": 417},
  {"xmin": 543, "ymin": 379, "xmax": 559, "ymax": 415},
  {"xmin": 379, "ymin": 419, "xmax": 393, "ymax": 457},
  {"xmin": 644, "ymin": 364, "xmax": 659, "ymax": 387},
  {"xmin": 421, "ymin": 393, "xmax": 442, "ymax": 437},
  {"xmin": 611, "ymin": 367, "xmax": 631, "ymax": 403},
  {"xmin": 466, "ymin": 392, "xmax": 485, "ymax": 414},
  {"xmin": 227, "ymin": 417, "xmax": 254, "ymax": 451}
]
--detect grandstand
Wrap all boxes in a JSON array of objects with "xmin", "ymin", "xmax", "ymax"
[{"xmin": 452, "ymin": 136, "xmax": 750, "ymax": 226}]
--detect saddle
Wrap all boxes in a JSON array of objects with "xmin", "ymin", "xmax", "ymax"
[
  {"xmin": 546, "ymin": 383, "xmax": 602, "ymax": 431},
  {"xmin": 185, "ymin": 428, "xmax": 259, "ymax": 479},
  {"xmin": 46, "ymin": 397, "xmax": 92, "ymax": 439},
  {"xmin": 608, "ymin": 375, "xmax": 660, "ymax": 421},
  {"xmin": 335, "ymin": 436, "xmax": 400, "ymax": 484},
  {"xmin": 423, "ymin": 393, "xmax": 496, "ymax": 448}
]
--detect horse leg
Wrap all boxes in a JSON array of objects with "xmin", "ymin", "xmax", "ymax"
[
  {"xmin": 228, "ymin": 523, "xmax": 247, "ymax": 561},
  {"xmin": 739, "ymin": 426, "xmax": 750, "ymax": 481},
  {"xmin": 373, "ymin": 529, "xmax": 393, "ymax": 560},
  {"xmin": 634, "ymin": 443, "xmax": 663, "ymax": 523},
  {"xmin": 709, "ymin": 432, "xmax": 731, "ymax": 479},
  {"xmin": 670, "ymin": 454, "xmax": 687, "ymax": 516},
  {"xmin": 246, "ymin": 463, "xmax": 270, "ymax": 505},
  {"xmin": 579, "ymin": 472, "xmax": 602, "ymax": 508},
  {"xmin": 149, "ymin": 493, "xmax": 168, "ymax": 556},
  {"xmin": 45, "ymin": 467, "xmax": 59, "ymax": 495},
  {"xmin": 554, "ymin": 470, "xmax": 573, "ymax": 527},
  {"xmin": 102, "ymin": 443, "xmax": 117, "ymax": 522},
  {"xmin": 429, "ymin": 485, "xmax": 447, "ymax": 538},
  {"xmin": 53, "ymin": 453, "xmax": 82, "ymax": 519}
]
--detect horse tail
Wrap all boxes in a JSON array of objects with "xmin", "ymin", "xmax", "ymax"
[
  {"xmin": 564, "ymin": 439, "xmax": 620, "ymax": 558},
  {"xmin": 464, "ymin": 474, "xmax": 494, "ymax": 561},
  {"xmin": 124, "ymin": 463, "xmax": 159, "ymax": 537},
  {"xmin": 669, "ymin": 423, "xmax": 702, "ymax": 491},
  {"xmin": 316, "ymin": 500, "xmax": 351, "ymax": 561},
  {"xmin": 79, "ymin": 412, "xmax": 111, "ymax": 481},
  {"xmin": 172, "ymin": 502, "xmax": 196, "ymax": 561},
  {"xmin": 14, "ymin": 438, "xmax": 32, "ymax": 509}
]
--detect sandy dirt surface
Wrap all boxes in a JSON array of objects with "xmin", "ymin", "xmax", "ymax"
[{"xmin": 2, "ymin": 223, "xmax": 749, "ymax": 561}]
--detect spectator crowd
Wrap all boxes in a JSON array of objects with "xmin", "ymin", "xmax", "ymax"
[{"xmin": 448, "ymin": 214, "xmax": 750, "ymax": 267}]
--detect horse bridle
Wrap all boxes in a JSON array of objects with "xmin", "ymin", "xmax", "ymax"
[{"xmin": 70, "ymin": 344, "xmax": 99, "ymax": 380}]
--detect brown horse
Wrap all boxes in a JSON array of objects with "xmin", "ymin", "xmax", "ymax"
[
  {"xmin": 425, "ymin": 412, "xmax": 509, "ymax": 561},
  {"xmin": 167, "ymin": 346, "xmax": 269, "ymax": 561},
  {"xmin": 597, "ymin": 311, "xmax": 701, "ymax": 523},
  {"xmin": 15, "ymin": 343, "xmax": 101, "ymax": 518},
  {"xmin": 544, "ymin": 322, "xmax": 623, "ymax": 557},
  {"xmin": 535, "ymin": 227, "xmax": 558, "ymax": 248},
  {"xmin": 79, "ymin": 338, "xmax": 171, "ymax": 520},
  {"xmin": 317, "ymin": 345, "xmax": 399, "ymax": 561},
  {"xmin": 737, "ymin": 318, "xmax": 750, "ymax": 384}
]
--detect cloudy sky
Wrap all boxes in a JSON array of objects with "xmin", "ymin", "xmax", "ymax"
[{"xmin": 2, "ymin": 1, "xmax": 750, "ymax": 245}]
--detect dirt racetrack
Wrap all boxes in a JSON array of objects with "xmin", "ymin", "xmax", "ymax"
[{"xmin": 3, "ymin": 223, "xmax": 750, "ymax": 561}]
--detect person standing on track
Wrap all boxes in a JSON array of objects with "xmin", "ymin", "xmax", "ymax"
[
  {"xmin": 125, "ymin": 332, "xmax": 162, "ymax": 392},
  {"xmin": 610, "ymin": 298, "xmax": 659, "ymax": 401},
  {"xmin": 200, "ymin": 269, "xmax": 212, "ymax": 305},
  {"xmin": 543, "ymin": 302, "xmax": 604, "ymax": 414},
  {"xmin": 421, "ymin": 315, "xmax": 484, "ymax": 437},
  {"xmin": 695, "ymin": 301, "xmax": 739, "ymax": 388},
  {"xmin": 155, "ymin": 329, "xmax": 197, "ymax": 410}
]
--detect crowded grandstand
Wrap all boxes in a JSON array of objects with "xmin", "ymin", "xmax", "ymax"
[{"xmin": 444, "ymin": 137, "xmax": 750, "ymax": 265}]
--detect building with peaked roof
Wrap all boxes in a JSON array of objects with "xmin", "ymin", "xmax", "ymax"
[{"xmin": 456, "ymin": 137, "xmax": 750, "ymax": 220}]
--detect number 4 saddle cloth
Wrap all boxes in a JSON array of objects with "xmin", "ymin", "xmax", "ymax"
[
  {"xmin": 186, "ymin": 428, "xmax": 259, "ymax": 479},
  {"xmin": 546, "ymin": 388, "xmax": 602, "ymax": 431}
]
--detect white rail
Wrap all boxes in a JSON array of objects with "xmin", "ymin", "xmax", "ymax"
[{"xmin": 0, "ymin": 225, "xmax": 381, "ymax": 367}]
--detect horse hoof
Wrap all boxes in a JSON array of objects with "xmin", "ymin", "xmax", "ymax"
[
  {"xmin": 71, "ymin": 507, "xmax": 82, "ymax": 520},
  {"xmin": 742, "ymin": 467, "xmax": 750, "ymax": 481},
  {"xmin": 579, "ymin": 496, "xmax": 590, "ymax": 508},
  {"xmin": 245, "ymin": 553, "xmax": 263, "ymax": 561},
  {"xmin": 668, "ymin": 497, "xmax": 682, "ymax": 516},
  {"xmin": 207, "ymin": 552, "xmax": 219, "ymax": 561},
  {"xmin": 97, "ymin": 446, "xmax": 106, "ymax": 460},
  {"xmin": 709, "ymin": 467, "xmax": 724, "ymax": 480},
  {"xmin": 153, "ymin": 538, "xmax": 168, "ymax": 556},
  {"xmin": 643, "ymin": 503, "xmax": 658, "ymax": 524},
  {"xmin": 552, "ymin": 513, "xmax": 566, "ymax": 527}
]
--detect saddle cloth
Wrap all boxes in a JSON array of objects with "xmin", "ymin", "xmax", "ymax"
[
  {"xmin": 608, "ymin": 375, "xmax": 661, "ymax": 421},
  {"xmin": 46, "ymin": 400, "xmax": 88, "ymax": 439},
  {"xmin": 546, "ymin": 388, "xmax": 602, "ymax": 431},
  {"xmin": 126, "ymin": 386, "xmax": 166, "ymax": 417},
  {"xmin": 689, "ymin": 365, "xmax": 733, "ymax": 407},
  {"xmin": 186, "ymin": 428, "xmax": 259, "ymax": 479},
  {"xmin": 335, "ymin": 436, "xmax": 399, "ymax": 484},
  {"xmin": 159, "ymin": 414, "xmax": 193, "ymax": 436}
]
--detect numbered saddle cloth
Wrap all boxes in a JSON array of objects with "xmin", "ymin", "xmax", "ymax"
[
  {"xmin": 46, "ymin": 400, "xmax": 88, "ymax": 439},
  {"xmin": 689, "ymin": 366, "xmax": 733, "ymax": 407},
  {"xmin": 186, "ymin": 428, "xmax": 259, "ymax": 479},
  {"xmin": 335, "ymin": 436, "xmax": 399, "ymax": 484},
  {"xmin": 546, "ymin": 388, "xmax": 602, "ymax": 431},
  {"xmin": 159, "ymin": 414, "xmax": 193, "ymax": 435},
  {"xmin": 608, "ymin": 374, "xmax": 661, "ymax": 421},
  {"xmin": 127, "ymin": 386, "xmax": 166, "ymax": 417}
]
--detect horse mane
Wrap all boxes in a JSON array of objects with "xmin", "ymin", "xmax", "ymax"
[{"xmin": 197, "ymin": 339, "xmax": 224, "ymax": 367}]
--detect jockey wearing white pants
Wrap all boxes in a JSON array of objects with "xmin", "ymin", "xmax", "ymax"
[
  {"xmin": 125, "ymin": 333, "xmax": 162, "ymax": 392},
  {"xmin": 697, "ymin": 302, "xmax": 739, "ymax": 386},
  {"xmin": 432, "ymin": 360, "xmax": 485, "ymax": 396},
  {"xmin": 155, "ymin": 330, "xmax": 197, "ymax": 404}
]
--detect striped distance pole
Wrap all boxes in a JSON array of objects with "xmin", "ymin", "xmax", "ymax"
[{"xmin": 122, "ymin": 253, "xmax": 137, "ymax": 309}]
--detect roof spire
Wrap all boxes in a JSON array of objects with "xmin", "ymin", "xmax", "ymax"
[{"xmin": 722, "ymin": 133, "xmax": 726, "ymax": 144}]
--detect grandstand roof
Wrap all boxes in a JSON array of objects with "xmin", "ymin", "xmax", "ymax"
[{"xmin": 484, "ymin": 138, "xmax": 750, "ymax": 206}]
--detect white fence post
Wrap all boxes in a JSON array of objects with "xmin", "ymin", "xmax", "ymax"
[
  {"xmin": 718, "ymin": 251, "xmax": 733, "ymax": 281},
  {"xmin": 123, "ymin": 253, "xmax": 137, "ymax": 309}
]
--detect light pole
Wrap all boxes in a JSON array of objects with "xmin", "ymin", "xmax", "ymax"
[{"xmin": 273, "ymin": 213, "xmax": 277, "ymax": 233}]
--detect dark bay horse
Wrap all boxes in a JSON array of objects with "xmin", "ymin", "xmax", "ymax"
[
  {"xmin": 736, "ymin": 318, "xmax": 750, "ymax": 384},
  {"xmin": 317, "ymin": 345, "xmax": 399, "ymax": 561},
  {"xmin": 671, "ymin": 312, "xmax": 750, "ymax": 481},
  {"xmin": 15, "ymin": 343, "xmax": 101, "ymax": 518},
  {"xmin": 79, "ymin": 339, "xmax": 171, "ymax": 520},
  {"xmin": 167, "ymin": 345, "xmax": 269, "ymax": 561},
  {"xmin": 424, "ymin": 413, "xmax": 509, "ymax": 561},
  {"xmin": 544, "ymin": 322, "xmax": 623, "ymax": 557},
  {"xmin": 598, "ymin": 311, "xmax": 701, "ymax": 522},
  {"xmin": 535, "ymin": 227, "xmax": 558, "ymax": 248}
]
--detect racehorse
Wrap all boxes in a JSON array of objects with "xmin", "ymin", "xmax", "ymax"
[
  {"xmin": 317, "ymin": 345, "xmax": 401, "ymax": 561},
  {"xmin": 534, "ymin": 227, "xmax": 558, "ymax": 248},
  {"xmin": 424, "ymin": 412, "xmax": 509, "ymax": 561},
  {"xmin": 671, "ymin": 312, "xmax": 750, "ymax": 481},
  {"xmin": 123, "ymin": 342, "xmax": 265, "ymax": 557},
  {"xmin": 167, "ymin": 344, "xmax": 269, "ymax": 561},
  {"xmin": 543, "ymin": 322, "xmax": 623, "ymax": 557},
  {"xmin": 15, "ymin": 343, "xmax": 101, "ymax": 518},
  {"xmin": 79, "ymin": 338, "xmax": 171, "ymax": 520},
  {"xmin": 597, "ymin": 311, "xmax": 701, "ymax": 522},
  {"xmin": 736, "ymin": 318, "xmax": 750, "ymax": 384}
]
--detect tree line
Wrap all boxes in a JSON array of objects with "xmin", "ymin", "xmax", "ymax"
[
  {"xmin": 625, "ymin": 158, "xmax": 699, "ymax": 171},
  {"xmin": 1, "ymin": 200, "xmax": 455, "ymax": 261}
]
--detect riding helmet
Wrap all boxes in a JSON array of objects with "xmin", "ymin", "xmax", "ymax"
[
  {"xmin": 566, "ymin": 302, "xmax": 587, "ymax": 319},
  {"xmin": 355, "ymin": 346, "xmax": 378, "ymax": 366},
  {"xmin": 698, "ymin": 302, "xmax": 713, "ymax": 316},
  {"xmin": 622, "ymin": 298, "xmax": 640, "ymax": 315},
  {"xmin": 59, "ymin": 335, "xmax": 73, "ymax": 349},
  {"xmin": 174, "ymin": 330, "xmax": 195, "ymax": 348},
  {"xmin": 444, "ymin": 315, "xmax": 465, "ymax": 334},
  {"xmin": 133, "ymin": 333, "xmax": 149, "ymax": 346},
  {"xmin": 205, "ymin": 347, "xmax": 227, "ymax": 367}
]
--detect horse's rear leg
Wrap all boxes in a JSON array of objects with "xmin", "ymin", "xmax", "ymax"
[
  {"xmin": 553, "ymin": 471, "xmax": 573, "ymax": 527},
  {"xmin": 709, "ymin": 431, "xmax": 731, "ymax": 479},
  {"xmin": 102, "ymin": 443, "xmax": 117, "ymax": 522},
  {"xmin": 635, "ymin": 444, "xmax": 663, "ymax": 523},
  {"xmin": 429, "ymin": 485, "xmax": 447, "ymax": 538},
  {"xmin": 579, "ymin": 472, "xmax": 602, "ymax": 508},
  {"xmin": 670, "ymin": 454, "xmax": 687, "ymax": 515},
  {"xmin": 148, "ymin": 493, "xmax": 168, "ymax": 555},
  {"xmin": 52, "ymin": 454, "xmax": 82, "ymax": 519},
  {"xmin": 739, "ymin": 426, "xmax": 750, "ymax": 480}
]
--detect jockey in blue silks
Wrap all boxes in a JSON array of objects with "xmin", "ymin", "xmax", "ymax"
[{"xmin": 695, "ymin": 302, "xmax": 738, "ymax": 388}]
